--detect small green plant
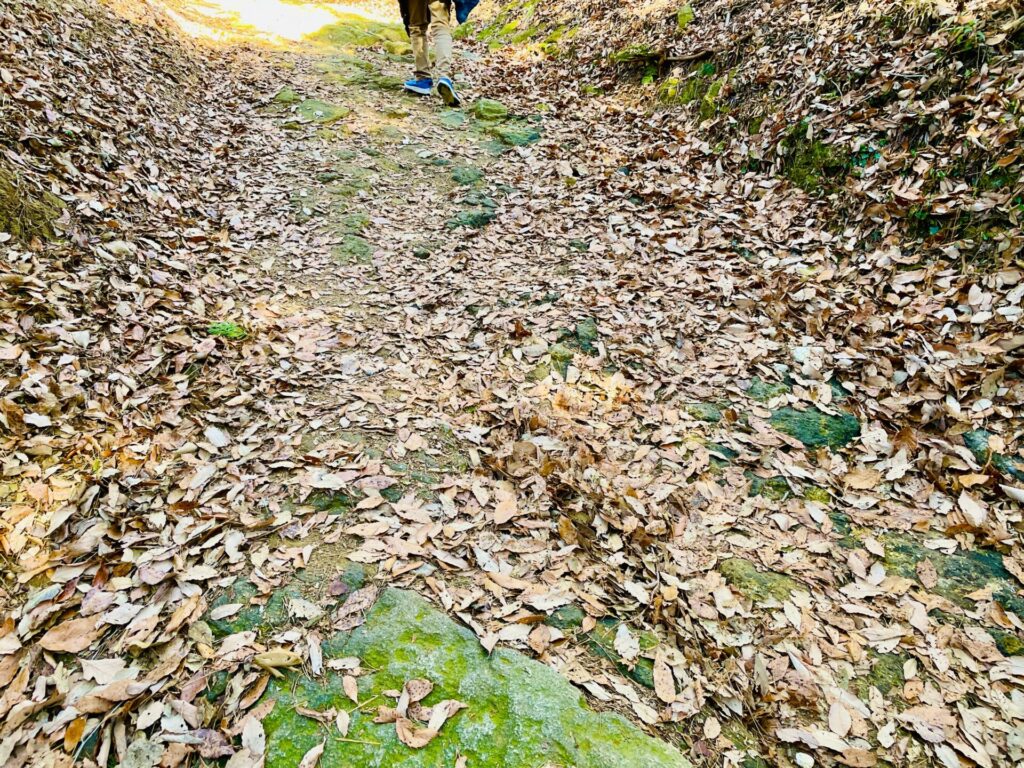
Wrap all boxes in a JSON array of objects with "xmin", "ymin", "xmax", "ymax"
[
  {"xmin": 677, "ymin": 4, "xmax": 695, "ymax": 31},
  {"xmin": 208, "ymin": 321, "xmax": 248, "ymax": 341},
  {"xmin": 946, "ymin": 20, "xmax": 985, "ymax": 53}
]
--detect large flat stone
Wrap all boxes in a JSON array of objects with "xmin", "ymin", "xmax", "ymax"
[{"xmin": 261, "ymin": 588, "xmax": 688, "ymax": 767}]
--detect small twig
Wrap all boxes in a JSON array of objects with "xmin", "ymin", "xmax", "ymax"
[{"xmin": 347, "ymin": 693, "xmax": 381, "ymax": 713}]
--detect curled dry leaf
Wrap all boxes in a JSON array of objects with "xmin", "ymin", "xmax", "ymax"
[
  {"xmin": 395, "ymin": 716, "xmax": 439, "ymax": 749},
  {"xmin": 297, "ymin": 741, "xmax": 325, "ymax": 768}
]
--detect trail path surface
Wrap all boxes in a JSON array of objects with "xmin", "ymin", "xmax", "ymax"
[{"xmin": 5, "ymin": 2, "xmax": 1024, "ymax": 767}]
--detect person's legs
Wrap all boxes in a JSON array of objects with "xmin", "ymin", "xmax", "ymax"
[
  {"xmin": 409, "ymin": 22, "xmax": 431, "ymax": 81},
  {"xmin": 427, "ymin": 0, "xmax": 453, "ymax": 81},
  {"xmin": 406, "ymin": 0, "xmax": 432, "ymax": 88}
]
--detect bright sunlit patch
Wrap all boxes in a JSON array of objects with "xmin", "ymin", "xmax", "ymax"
[{"xmin": 163, "ymin": 0, "xmax": 399, "ymax": 45}]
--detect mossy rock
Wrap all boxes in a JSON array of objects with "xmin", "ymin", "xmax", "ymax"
[
  {"xmin": 0, "ymin": 165, "xmax": 64, "ymax": 242},
  {"xmin": 351, "ymin": 71, "xmax": 407, "ymax": 92},
  {"xmin": 851, "ymin": 652, "xmax": 906, "ymax": 700},
  {"xmin": 719, "ymin": 558, "xmax": 801, "ymax": 603},
  {"xmin": 311, "ymin": 16, "xmax": 405, "ymax": 49},
  {"xmin": 527, "ymin": 363, "xmax": 551, "ymax": 382},
  {"xmin": 438, "ymin": 110, "xmax": 468, "ymax": 128},
  {"xmin": 609, "ymin": 44, "xmax": 659, "ymax": 66},
  {"xmin": 260, "ymin": 589, "xmax": 688, "ymax": 768},
  {"xmin": 339, "ymin": 212, "xmax": 370, "ymax": 234},
  {"xmin": 461, "ymin": 190, "xmax": 496, "ymax": 208},
  {"xmin": 783, "ymin": 130, "xmax": 850, "ymax": 194},
  {"xmin": 548, "ymin": 342, "xmax": 575, "ymax": 377},
  {"xmin": 747, "ymin": 474, "xmax": 791, "ymax": 501},
  {"xmin": 333, "ymin": 235, "xmax": 373, "ymax": 264},
  {"xmin": 769, "ymin": 406, "xmax": 861, "ymax": 449},
  {"xmin": 557, "ymin": 318, "xmax": 599, "ymax": 356},
  {"xmin": 587, "ymin": 619, "xmax": 658, "ymax": 690},
  {"xmin": 989, "ymin": 628, "xmax": 1024, "ymax": 657},
  {"xmin": 451, "ymin": 165, "xmax": 485, "ymax": 185},
  {"xmin": 383, "ymin": 40, "xmax": 412, "ymax": 56},
  {"xmin": 489, "ymin": 124, "xmax": 541, "ymax": 146},
  {"xmin": 479, "ymin": 137, "xmax": 512, "ymax": 156},
  {"xmin": 205, "ymin": 582, "xmax": 298, "ymax": 638},
  {"xmin": 473, "ymin": 98, "xmax": 510, "ymax": 120},
  {"xmin": 273, "ymin": 87, "xmax": 302, "ymax": 105},
  {"xmin": 574, "ymin": 317, "xmax": 599, "ymax": 353},
  {"xmin": 881, "ymin": 533, "xmax": 1024, "ymax": 615},
  {"xmin": 706, "ymin": 440, "xmax": 739, "ymax": 467},
  {"xmin": 962, "ymin": 429, "xmax": 1024, "ymax": 482},
  {"xmin": 370, "ymin": 125, "xmax": 407, "ymax": 145},
  {"xmin": 804, "ymin": 486, "xmax": 832, "ymax": 504},
  {"xmin": 684, "ymin": 403, "xmax": 723, "ymax": 423},
  {"xmin": 293, "ymin": 99, "xmax": 351, "ymax": 125},
  {"xmin": 204, "ymin": 670, "xmax": 231, "ymax": 702},
  {"xmin": 447, "ymin": 209, "xmax": 496, "ymax": 229},
  {"xmin": 305, "ymin": 491, "xmax": 356, "ymax": 519},
  {"xmin": 747, "ymin": 377, "xmax": 791, "ymax": 402}
]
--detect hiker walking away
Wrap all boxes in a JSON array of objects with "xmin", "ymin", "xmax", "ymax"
[{"xmin": 399, "ymin": 0, "xmax": 471, "ymax": 106}]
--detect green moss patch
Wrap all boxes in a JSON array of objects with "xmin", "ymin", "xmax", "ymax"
[
  {"xmin": 556, "ymin": 317, "xmax": 600, "ymax": 356},
  {"xmin": 293, "ymin": 99, "xmax": 351, "ymax": 125},
  {"xmin": 747, "ymin": 473, "xmax": 792, "ymax": 501},
  {"xmin": 339, "ymin": 211, "xmax": 370, "ymax": 234},
  {"xmin": 769, "ymin": 406, "xmax": 861, "ymax": 449},
  {"xmin": 446, "ymin": 209, "xmax": 496, "ymax": 229},
  {"xmin": 208, "ymin": 321, "xmax": 247, "ymax": 340},
  {"xmin": 451, "ymin": 165, "xmax": 485, "ymax": 185},
  {"xmin": 309, "ymin": 15, "xmax": 406, "ymax": 50},
  {"xmin": 260, "ymin": 589, "xmax": 688, "ymax": 768},
  {"xmin": 685, "ymin": 402, "xmax": 723, "ymax": 423},
  {"xmin": 677, "ymin": 4, "xmax": 695, "ymax": 30},
  {"xmin": 882, "ymin": 533, "xmax": 1024, "ymax": 616},
  {"xmin": 273, "ymin": 87, "xmax": 302, "ymax": 105},
  {"xmin": 439, "ymin": 110, "xmax": 468, "ymax": 128},
  {"xmin": 205, "ymin": 581, "xmax": 296, "ymax": 638},
  {"xmin": 782, "ymin": 128, "xmax": 850, "ymax": 194},
  {"xmin": 746, "ymin": 377, "xmax": 791, "ymax": 402},
  {"xmin": 0, "ymin": 165, "xmax": 64, "ymax": 242},
  {"xmin": 333, "ymin": 234, "xmax": 373, "ymax": 264},
  {"xmin": 489, "ymin": 123, "xmax": 542, "ymax": 146},
  {"xmin": 473, "ymin": 98, "xmax": 510, "ymax": 120},
  {"xmin": 963, "ymin": 429, "xmax": 1024, "ymax": 482},
  {"xmin": 719, "ymin": 558, "xmax": 801, "ymax": 602},
  {"xmin": 851, "ymin": 652, "xmax": 906, "ymax": 700}
]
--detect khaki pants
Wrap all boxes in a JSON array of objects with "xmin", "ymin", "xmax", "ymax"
[{"xmin": 409, "ymin": 0, "xmax": 453, "ymax": 81}]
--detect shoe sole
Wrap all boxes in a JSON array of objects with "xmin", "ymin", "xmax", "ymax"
[
  {"xmin": 437, "ymin": 81, "xmax": 461, "ymax": 107},
  {"xmin": 404, "ymin": 85, "xmax": 432, "ymax": 96}
]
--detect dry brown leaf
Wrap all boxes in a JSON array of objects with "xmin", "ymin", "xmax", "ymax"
[
  {"xmin": 38, "ymin": 616, "xmax": 101, "ymax": 653},
  {"xmin": 342, "ymin": 675, "xmax": 359, "ymax": 704},
  {"xmin": 395, "ymin": 716, "xmax": 439, "ymax": 749},
  {"xmin": 297, "ymin": 741, "xmax": 325, "ymax": 768},
  {"xmin": 652, "ymin": 659, "xmax": 675, "ymax": 704}
]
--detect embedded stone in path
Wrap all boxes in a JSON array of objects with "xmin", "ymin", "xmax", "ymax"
[{"xmin": 261, "ymin": 589, "xmax": 689, "ymax": 768}]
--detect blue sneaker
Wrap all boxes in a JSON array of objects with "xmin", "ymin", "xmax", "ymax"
[
  {"xmin": 437, "ymin": 77, "xmax": 461, "ymax": 107},
  {"xmin": 404, "ymin": 78, "xmax": 433, "ymax": 96}
]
